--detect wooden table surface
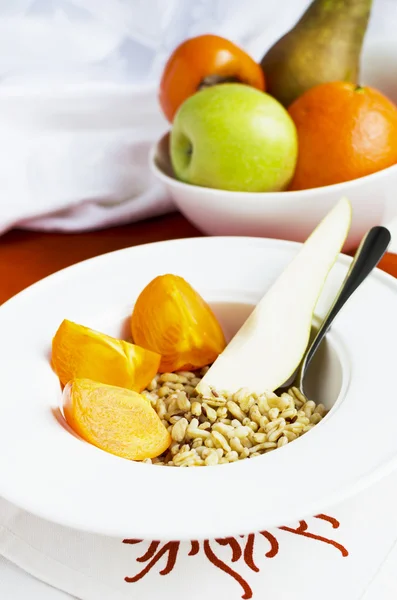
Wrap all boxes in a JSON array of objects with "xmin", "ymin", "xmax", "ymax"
[
  {"xmin": 0, "ymin": 213, "xmax": 201, "ymax": 304},
  {"xmin": 0, "ymin": 212, "xmax": 396, "ymax": 305}
]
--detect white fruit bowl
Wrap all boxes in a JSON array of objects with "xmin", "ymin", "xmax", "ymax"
[
  {"xmin": 151, "ymin": 134, "xmax": 397, "ymax": 252},
  {"xmin": 150, "ymin": 40, "xmax": 397, "ymax": 253}
]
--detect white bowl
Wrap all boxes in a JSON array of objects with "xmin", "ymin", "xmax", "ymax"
[
  {"xmin": 151, "ymin": 40, "xmax": 397, "ymax": 253},
  {"xmin": 151, "ymin": 133, "xmax": 397, "ymax": 253},
  {"xmin": 0, "ymin": 237, "xmax": 397, "ymax": 541}
]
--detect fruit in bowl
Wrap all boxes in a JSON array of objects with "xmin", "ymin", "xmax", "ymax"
[
  {"xmin": 159, "ymin": 34, "xmax": 265, "ymax": 122},
  {"xmin": 260, "ymin": 0, "xmax": 373, "ymax": 108},
  {"xmin": 288, "ymin": 81, "xmax": 397, "ymax": 190},
  {"xmin": 156, "ymin": 0, "xmax": 397, "ymax": 198},
  {"xmin": 170, "ymin": 83, "xmax": 298, "ymax": 193},
  {"xmin": 52, "ymin": 319, "xmax": 160, "ymax": 391},
  {"xmin": 63, "ymin": 379, "xmax": 171, "ymax": 461},
  {"xmin": 197, "ymin": 198, "xmax": 352, "ymax": 395},
  {"xmin": 131, "ymin": 273, "xmax": 226, "ymax": 372}
]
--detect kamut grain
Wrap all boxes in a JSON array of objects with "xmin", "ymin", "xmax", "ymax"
[
  {"xmin": 268, "ymin": 407, "xmax": 280, "ymax": 420},
  {"xmin": 205, "ymin": 451, "xmax": 219, "ymax": 466},
  {"xmin": 227, "ymin": 401, "xmax": 246, "ymax": 422},
  {"xmin": 171, "ymin": 418, "xmax": 188, "ymax": 442},
  {"xmin": 191, "ymin": 401, "xmax": 202, "ymax": 416},
  {"xmin": 142, "ymin": 368, "xmax": 326, "ymax": 466},
  {"xmin": 211, "ymin": 430, "xmax": 231, "ymax": 453},
  {"xmin": 202, "ymin": 403, "xmax": 217, "ymax": 422}
]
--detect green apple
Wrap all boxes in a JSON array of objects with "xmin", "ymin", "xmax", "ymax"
[
  {"xmin": 170, "ymin": 83, "xmax": 298, "ymax": 192},
  {"xmin": 196, "ymin": 197, "xmax": 352, "ymax": 395}
]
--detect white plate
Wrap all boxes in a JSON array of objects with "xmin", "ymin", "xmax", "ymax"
[{"xmin": 0, "ymin": 237, "xmax": 396, "ymax": 541}]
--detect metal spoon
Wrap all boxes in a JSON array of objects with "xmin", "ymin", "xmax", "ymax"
[{"xmin": 295, "ymin": 226, "xmax": 391, "ymax": 397}]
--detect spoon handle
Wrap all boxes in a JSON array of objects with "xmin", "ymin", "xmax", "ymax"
[{"xmin": 297, "ymin": 226, "xmax": 391, "ymax": 389}]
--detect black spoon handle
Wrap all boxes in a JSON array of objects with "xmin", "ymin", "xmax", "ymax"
[{"xmin": 297, "ymin": 225, "xmax": 391, "ymax": 389}]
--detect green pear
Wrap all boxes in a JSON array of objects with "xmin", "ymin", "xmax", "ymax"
[
  {"xmin": 170, "ymin": 83, "xmax": 298, "ymax": 192},
  {"xmin": 260, "ymin": 0, "xmax": 373, "ymax": 107},
  {"xmin": 196, "ymin": 197, "xmax": 352, "ymax": 396}
]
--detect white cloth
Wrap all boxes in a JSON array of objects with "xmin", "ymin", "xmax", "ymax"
[
  {"xmin": 2, "ymin": 469, "xmax": 397, "ymax": 600},
  {"xmin": 0, "ymin": 0, "xmax": 395, "ymax": 233}
]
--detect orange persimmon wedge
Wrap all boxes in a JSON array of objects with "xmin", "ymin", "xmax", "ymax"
[
  {"xmin": 131, "ymin": 274, "xmax": 226, "ymax": 373},
  {"xmin": 52, "ymin": 320, "xmax": 161, "ymax": 392},
  {"xmin": 63, "ymin": 379, "xmax": 171, "ymax": 460}
]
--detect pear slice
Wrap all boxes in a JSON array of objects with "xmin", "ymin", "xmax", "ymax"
[{"xmin": 197, "ymin": 197, "xmax": 352, "ymax": 396}]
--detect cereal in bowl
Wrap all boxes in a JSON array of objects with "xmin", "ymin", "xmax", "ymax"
[{"xmin": 141, "ymin": 369, "xmax": 326, "ymax": 466}]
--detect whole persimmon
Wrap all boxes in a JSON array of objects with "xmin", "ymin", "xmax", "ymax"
[
  {"xmin": 288, "ymin": 82, "xmax": 397, "ymax": 190},
  {"xmin": 159, "ymin": 34, "xmax": 265, "ymax": 122}
]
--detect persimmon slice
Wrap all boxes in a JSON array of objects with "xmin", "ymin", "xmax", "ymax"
[
  {"xmin": 63, "ymin": 379, "xmax": 171, "ymax": 460},
  {"xmin": 131, "ymin": 274, "xmax": 226, "ymax": 373},
  {"xmin": 52, "ymin": 320, "xmax": 160, "ymax": 392}
]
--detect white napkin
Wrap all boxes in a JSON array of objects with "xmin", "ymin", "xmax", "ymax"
[
  {"xmin": 0, "ymin": 0, "xmax": 287, "ymax": 234},
  {"xmin": 1, "ymin": 468, "xmax": 397, "ymax": 600}
]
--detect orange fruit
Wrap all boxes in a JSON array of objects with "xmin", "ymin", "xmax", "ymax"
[
  {"xmin": 288, "ymin": 82, "xmax": 397, "ymax": 190},
  {"xmin": 131, "ymin": 274, "xmax": 226, "ymax": 373},
  {"xmin": 52, "ymin": 320, "xmax": 160, "ymax": 391},
  {"xmin": 63, "ymin": 379, "xmax": 171, "ymax": 460}
]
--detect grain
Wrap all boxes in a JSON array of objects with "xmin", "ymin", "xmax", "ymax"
[{"xmin": 143, "ymin": 368, "xmax": 326, "ymax": 467}]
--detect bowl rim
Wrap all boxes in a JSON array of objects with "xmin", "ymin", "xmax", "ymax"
[{"xmin": 150, "ymin": 132, "xmax": 397, "ymax": 200}]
